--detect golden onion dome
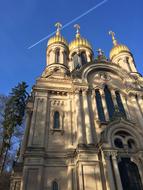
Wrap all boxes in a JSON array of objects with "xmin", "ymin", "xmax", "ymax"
[
  {"xmin": 47, "ymin": 35, "xmax": 68, "ymax": 47},
  {"xmin": 109, "ymin": 31, "xmax": 130, "ymax": 60},
  {"xmin": 47, "ymin": 22, "xmax": 68, "ymax": 47},
  {"xmin": 69, "ymin": 24, "xmax": 92, "ymax": 51}
]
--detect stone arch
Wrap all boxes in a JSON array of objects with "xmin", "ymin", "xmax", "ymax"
[
  {"xmin": 101, "ymin": 119, "xmax": 143, "ymax": 149},
  {"xmin": 81, "ymin": 63, "xmax": 130, "ymax": 83}
]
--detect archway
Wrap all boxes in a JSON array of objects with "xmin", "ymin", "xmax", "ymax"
[{"xmin": 118, "ymin": 158, "xmax": 143, "ymax": 190}]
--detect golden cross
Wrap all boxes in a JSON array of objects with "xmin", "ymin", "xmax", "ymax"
[
  {"xmin": 55, "ymin": 22, "xmax": 62, "ymax": 35},
  {"xmin": 109, "ymin": 30, "xmax": 118, "ymax": 46},
  {"xmin": 74, "ymin": 24, "xmax": 80, "ymax": 38}
]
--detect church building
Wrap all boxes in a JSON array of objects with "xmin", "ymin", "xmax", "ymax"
[{"xmin": 10, "ymin": 23, "xmax": 143, "ymax": 190}]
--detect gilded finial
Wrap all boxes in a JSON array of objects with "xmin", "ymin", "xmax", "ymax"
[
  {"xmin": 74, "ymin": 24, "xmax": 80, "ymax": 38},
  {"xmin": 109, "ymin": 31, "xmax": 118, "ymax": 46},
  {"xmin": 55, "ymin": 22, "xmax": 62, "ymax": 36}
]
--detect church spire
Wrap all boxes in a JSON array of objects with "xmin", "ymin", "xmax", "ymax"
[{"xmin": 109, "ymin": 30, "xmax": 118, "ymax": 46}]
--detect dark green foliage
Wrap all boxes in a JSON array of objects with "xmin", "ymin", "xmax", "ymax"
[
  {"xmin": 0, "ymin": 82, "xmax": 29, "ymax": 173},
  {"xmin": 0, "ymin": 95, "xmax": 8, "ymax": 144}
]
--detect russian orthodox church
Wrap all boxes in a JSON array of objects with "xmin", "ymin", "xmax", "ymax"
[{"xmin": 10, "ymin": 23, "xmax": 143, "ymax": 190}]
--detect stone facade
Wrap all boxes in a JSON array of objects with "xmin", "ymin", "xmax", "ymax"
[{"xmin": 10, "ymin": 26, "xmax": 143, "ymax": 190}]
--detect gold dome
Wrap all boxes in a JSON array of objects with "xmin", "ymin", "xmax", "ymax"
[
  {"xmin": 110, "ymin": 44, "xmax": 130, "ymax": 60},
  {"xmin": 47, "ymin": 22, "xmax": 68, "ymax": 47},
  {"xmin": 47, "ymin": 35, "xmax": 68, "ymax": 47},
  {"xmin": 69, "ymin": 24, "xmax": 92, "ymax": 51},
  {"xmin": 109, "ymin": 31, "xmax": 130, "ymax": 60},
  {"xmin": 69, "ymin": 36, "xmax": 92, "ymax": 51}
]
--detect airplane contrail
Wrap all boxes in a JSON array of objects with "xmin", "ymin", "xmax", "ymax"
[{"xmin": 28, "ymin": 0, "xmax": 108, "ymax": 49}]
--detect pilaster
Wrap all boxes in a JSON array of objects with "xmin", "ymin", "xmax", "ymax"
[
  {"xmin": 19, "ymin": 108, "xmax": 32, "ymax": 162},
  {"xmin": 82, "ymin": 89, "xmax": 93, "ymax": 145},
  {"xmin": 75, "ymin": 89, "xmax": 84, "ymax": 145}
]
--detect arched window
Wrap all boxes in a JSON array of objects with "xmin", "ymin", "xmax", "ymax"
[
  {"xmin": 95, "ymin": 90, "xmax": 106, "ymax": 122},
  {"xmin": 55, "ymin": 49, "xmax": 60, "ymax": 63},
  {"xmin": 118, "ymin": 158, "xmax": 143, "ymax": 190},
  {"xmin": 53, "ymin": 111, "xmax": 60, "ymax": 129},
  {"xmin": 104, "ymin": 85, "xmax": 115, "ymax": 119},
  {"xmin": 73, "ymin": 53, "xmax": 81, "ymax": 69},
  {"xmin": 115, "ymin": 91, "xmax": 126, "ymax": 116},
  {"xmin": 128, "ymin": 139, "xmax": 136, "ymax": 149},
  {"xmin": 114, "ymin": 131, "xmax": 137, "ymax": 150},
  {"xmin": 52, "ymin": 181, "xmax": 58, "ymax": 190},
  {"xmin": 80, "ymin": 52, "xmax": 87, "ymax": 65},
  {"xmin": 114, "ymin": 138, "xmax": 124, "ymax": 148}
]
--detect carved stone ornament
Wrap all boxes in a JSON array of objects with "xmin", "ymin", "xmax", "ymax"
[
  {"xmin": 51, "ymin": 100, "xmax": 65, "ymax": 106},
  {"xmin": 93, "ymin": 72, "xmax": 111, "ymax": 84},
  {"xmin": 103, "ymin": 150, "xmax": 118, "ymax": 160},
  {"xmin": 99, "ymin": 72, "xmax": 111, "ymax": 81}
]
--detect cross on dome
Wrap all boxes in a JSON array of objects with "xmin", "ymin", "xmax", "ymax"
[
  {"xmin": 109, "ymin": 30, "xmax": 118, "ymax": 46},
  {"xmin": 55, "ymin": 22, "xmax": 62, "ymax": 36},
  {"xmin": 74, "ymin": 24, "xmax": 81, "ymax": 38}
]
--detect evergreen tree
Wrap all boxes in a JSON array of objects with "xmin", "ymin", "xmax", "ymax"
[
  {"xmin": 0, "ymin": 95, "xmax": 8, "ymax": 144},
  {"xmin": 0, "ymin": 82, "xmax": 28, "ymax": 173}
]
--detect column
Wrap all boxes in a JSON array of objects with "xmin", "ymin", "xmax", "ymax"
[
  {"xmin": 129, "ymin": 57, "xmax": 137, "ymax": 73},
  {"xmin": 131, "ymin": 94, "xmax": 143, "ymax": 128},
  {"xmin": 75, "ymin": 90, "xmax": 84, "ymax": 145},
  {"xmin": 50, "ymin": 50, "xmax": 55, "ymax": 64},
  {"xmin": 110, "ymin": 89, "xmax": 118, "ymax": 107},
  {"xmin": 111, "ymin": 151, "xmax": 123, "ymax": 190},
  {"xmin": 137, "ymin": 95, "xmax": 143, "ymax": 116},
  {"xmin": 82, "ymin": 89, "xmax": 93, "ymax": 145},
  {"xmin": 100, "ymin": 89, "xmax": 109, "ymax": 121},
  {"xmin": 91, "ymin": 89, "xmax": 99, "ymax": 121},
  {"xmin": 103, "ymin": 151, "xmax": 116, "ymax": 190},
  {"xmin": 61, "ymin": 49, "xmax": 66, "ymax": 64},
  {"xmin": 120, "ymin": 94, "xmax": 131, "ymax": 119},
  {"xmin": 78, "ymin": 163, "xmax": 84, "ymax": 190},
  {"xmin": 28, "ymin": 97, "xmax": 39, "ymax": 146},
  {"xmin": 86, "ymin": 52, "xmax": 91, "ymax": 62},
  {"xmin": 91, "ymin": 89, "xmax": 99, "ymax": 142},
  {"xmin": 19, "ymin": 108, "xmax": 32, "ymax": 162}
]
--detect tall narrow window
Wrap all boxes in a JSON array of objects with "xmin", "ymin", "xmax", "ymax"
[
  {"xmin": 55, "ymin": 49, "xmax": 60, "ymax": 63},
  {"xmin": 115, "ymin": 91, "xmax": 126, "ymax": 116},
  {"xmin": 118, "ymin": 158, "xmax": 143, "ymax": 190},
  {"xmin": 73, "ymin": 53, "xmax": 81, "ymax": 69},
  {"xmin": 80, "ymin": 52, "xmax": 87, "ymax": 65},
  {"xmin": 104, "ymin": 85, "xmax": 115, "ymax": 119},
  {"xmin": 95, "ymin": 90, "xmax": 106, "ymax": 122},
  {"xmin": 52, "ymin": 181, "xmax": 58, "ymax": 190},
  {"xmin": 53, "ymin": 111, "xmax": 60, "ymax": 129}
]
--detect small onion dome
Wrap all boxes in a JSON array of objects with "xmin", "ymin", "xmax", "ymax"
[
  {"xmin": 47, "ymin": 22, "xmax": 68, "ymax": 47},
  {"xmin": 69, "ymin": 24, "xmax": 92, "ymax": 51},
  {"xmin": 47, "ymin": 35, "xmax": 68, "ymax": 47},
  {"xmin": 109, "ymin": 31, "xmax": 130, "ymax": 60},
  {"xmin": 110, "ymin": 44, "xmax": 130, "ymax": 60}
]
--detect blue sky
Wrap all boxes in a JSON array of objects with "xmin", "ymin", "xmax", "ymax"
[{"xmin": 0, "ymin": 0, "xmax": 143, "ymax": 95}]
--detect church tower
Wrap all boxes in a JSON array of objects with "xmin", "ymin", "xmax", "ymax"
[{"xmin": 10, "ymin": 24, "xmax": 143, "ymax": 190}]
